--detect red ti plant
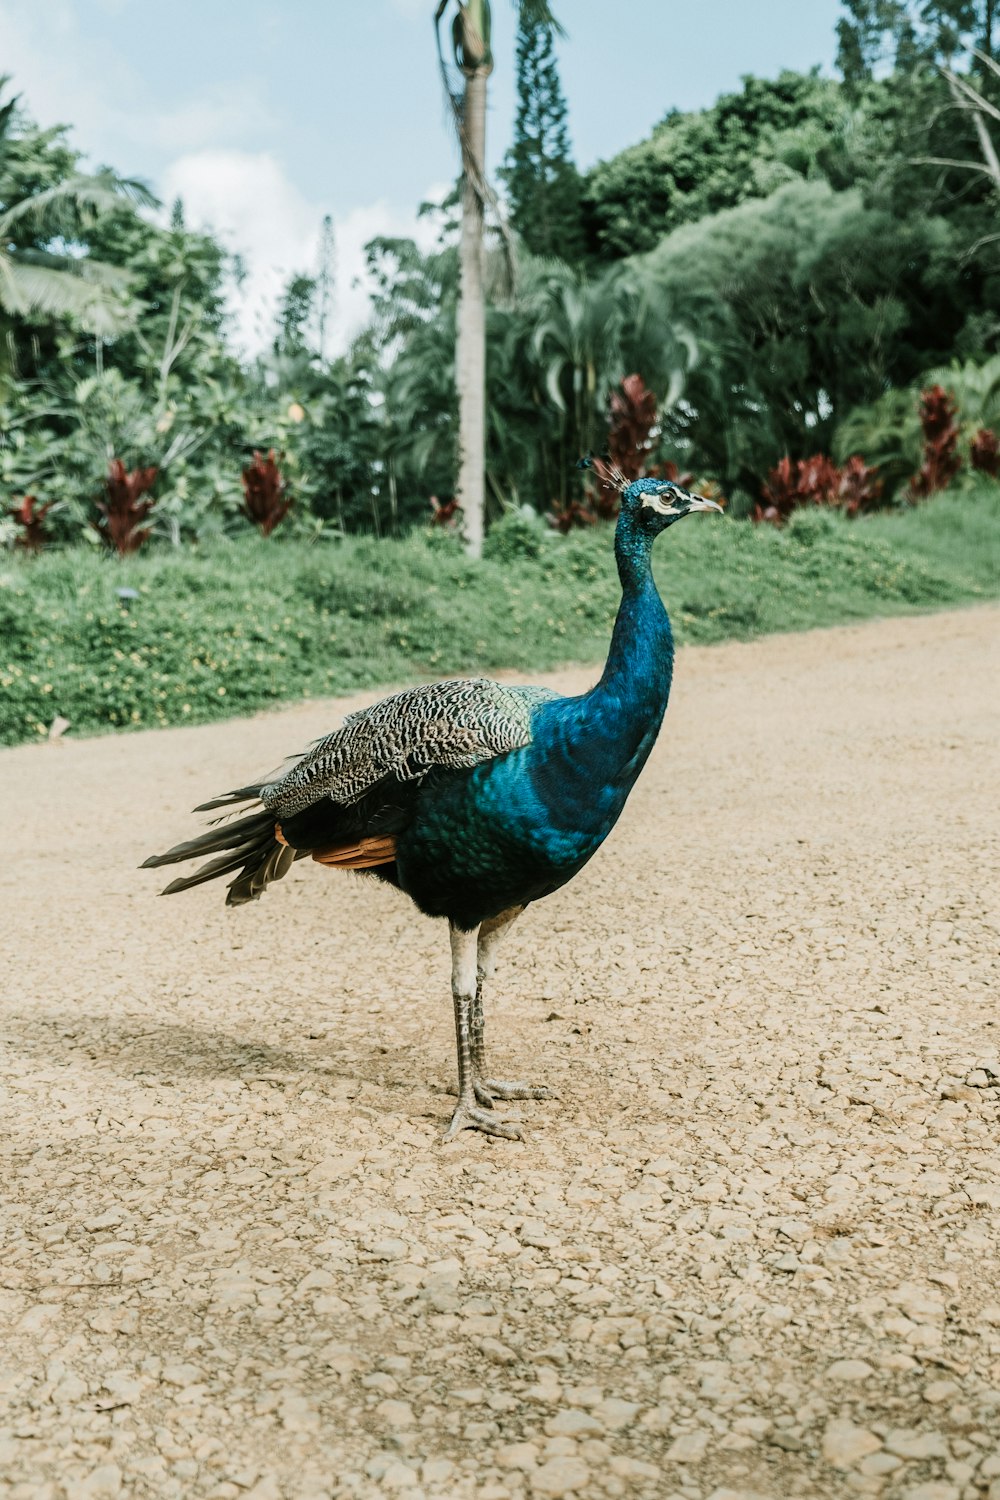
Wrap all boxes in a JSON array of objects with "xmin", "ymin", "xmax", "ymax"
[
  {"xmin": 241, "ymin": 449, "xmax": 292, "ymax": 536},
  {"xmin": 547, "ymin": 498, "xmax": 597, "ymax": 533},
  {"xmin": 429, "ymin": 494, "xmax": 462, "ymax": 527},
  {"xmin": 589, "ymin": 373, "xmax": 660, "ymax": 520},
  {"xmin": 94, "ymin": 459, "xmax": 158, "ymax": 555},
  {"xmin": 9, "ymin": 494, "xmax": 54, "ymax": 550},
  {"xmin": 754, "ymin": 454, "xmax": 839, "ymax": 523},
  {"xmin": 754, "ymin": 453, "xmax": 881, "ymax": 523},
  {"xmin": 970, "ymin": 427, "xmax": 1000, "ymax": 477},
  {"xmin": 655, "ymin": 459, "xmax": 695, "ymax": 489},
  {"xmin": 835, "ymin": 455, "xmax": 884, "ymax": 517},
  {"xmin": 910, "ymin": 385, "xmax": 961, "ymax": 499},
  {"xmin": 607, "ymin": 373, "xmax": 657, "ymax": 482}
]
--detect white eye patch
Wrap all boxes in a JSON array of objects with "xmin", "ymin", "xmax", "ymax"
[{"xmin": 641, "ymin": 491, "xmax": 681, "ymax": 516}]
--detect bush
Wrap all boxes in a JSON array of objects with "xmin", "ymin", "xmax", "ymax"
[
  {"xmin": 483, "ymin": 506, "xmax": 549, "ymax": 562},
  {"xmin": 2, "ymin": 484, "xmax": 997, "ymax": 746},
  {"xmin": 755, "ymin": 453, "xmax": 883, "ymax": 523}
]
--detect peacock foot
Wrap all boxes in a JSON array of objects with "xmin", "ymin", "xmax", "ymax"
[
  {"xmin": 444, "ymin": 1101, "xmax": 523, "ymax": 1142},
  {"xmin": 479, "ymin": 1078, "xmax": 555, "ymax": 1102}
]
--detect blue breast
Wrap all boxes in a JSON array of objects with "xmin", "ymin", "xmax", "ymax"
[{"xmin": 397, "ymin": 558, "xmax": 675, "ymax": 927}]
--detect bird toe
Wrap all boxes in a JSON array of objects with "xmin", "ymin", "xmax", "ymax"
[
  {"xmin": 480, "ymin": 1078, "xmax": 555, "ymax": 1101},
  {"xmin": 443, "ymin": 1102, "xmax": 523, "ymax": 1142}
]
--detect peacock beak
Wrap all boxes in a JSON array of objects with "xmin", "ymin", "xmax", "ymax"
[{"xmin": 684, "ymin": 493, "xmax": 724, "ymax": 514}]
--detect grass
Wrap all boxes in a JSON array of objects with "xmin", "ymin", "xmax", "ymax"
[{"xmin": 2, "ymin": 486, "xmax": 998, "ymax": 747}]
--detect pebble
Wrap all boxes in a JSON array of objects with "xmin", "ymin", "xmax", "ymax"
[
  {"xmin": 883, "ymin": 1429, "xmax": 948, "ymax": 1460},
  {"xmin": 665, "ymin": 1430, "xmax": 710, "ymax": 1464},
  {"xmin": 826, "ymin": 1359, "xmax": 875, "ymax": 1381},
  {"xmin": 530, "ymin": 1456, "xmax": 590, "ymax": 1496},
  {"xmin": 79, "ymin": 1466, "xmax": 122, "ymax": 1497},
  {"xmin": 821, "ymin": 1420, "xmax": 882, "ymax": 1468}
]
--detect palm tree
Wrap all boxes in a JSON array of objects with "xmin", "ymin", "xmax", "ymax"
[
  {"xmin": 434, "ymin": 1, "xmax": 561, "ymax": 557},
  {"xmin": 0, "ymin": 83, "xmax": 153, "ymax": 350},
  {"xmin": 525, "ymin": 259, "xmax": 698, "ymax": 505}
]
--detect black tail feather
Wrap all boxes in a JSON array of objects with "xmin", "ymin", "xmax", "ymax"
[
  {"xmin": 160, "ymin": 845, "xmax": 266, "ymax": 896},
  {"xmin": 193, "ymin": 785, "xmax": 263, "ymax": 813},
  {"xmin": 140, "ymin": 807, "xmax": 274, "ymax": 869},
  {"xmin": 142, "ymin": 794, "xmax": 295, "ymax": 904}
]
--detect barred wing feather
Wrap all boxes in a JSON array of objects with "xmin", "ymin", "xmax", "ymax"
[{"xmin": 260, "ymin": 678, "xmax": 560, "ymax": 818}]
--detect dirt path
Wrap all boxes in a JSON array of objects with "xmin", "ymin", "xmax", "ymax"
[{"xmin": 2, "ymin": 605, "xmax": 999, "ymax": 1500}]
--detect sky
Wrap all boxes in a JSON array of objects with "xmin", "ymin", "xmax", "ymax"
[{"xmin": 0, "ymin": 0, "xmax": 843, "ymax": 353}]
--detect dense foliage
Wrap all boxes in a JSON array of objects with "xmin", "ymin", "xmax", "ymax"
[
  {"xmin": 3, "ymin": 484, "xmax": 996, "ymax": 745},
  {"xmin": 3, "ymin": 3, "xmax": 1000, "ymax": 543}
]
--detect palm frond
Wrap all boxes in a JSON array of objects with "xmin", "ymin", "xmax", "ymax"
[
  {"xmin": 0, "ymin": 257, "xmax": 134, "ymax": 334},
  {"xmin": 0, "ymin": 171, "xmax": 158, "ymax": 235}
]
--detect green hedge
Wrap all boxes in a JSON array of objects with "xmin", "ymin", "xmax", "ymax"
[{"xmin": 2, "ymin": 488, "xmax": 998, "ymax": 746}]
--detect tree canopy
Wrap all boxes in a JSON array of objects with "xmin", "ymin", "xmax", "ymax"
[{"xmin": 5, "ymin": 3, "xmax": 1000, "ymax": 548}]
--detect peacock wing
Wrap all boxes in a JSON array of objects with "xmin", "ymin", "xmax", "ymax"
[{"xmin": 260, "ymin": 677, "xmax": 561, "ymax": 819}]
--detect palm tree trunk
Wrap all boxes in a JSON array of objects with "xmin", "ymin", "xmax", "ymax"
[{"xmin": 457, "ymin": 67, "xmax": 488, "ymax": 558}]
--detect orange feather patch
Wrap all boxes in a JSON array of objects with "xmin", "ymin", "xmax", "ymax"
[{"xmin": 310, "ymin": 835, "xmax": 398, "ymax": 870}]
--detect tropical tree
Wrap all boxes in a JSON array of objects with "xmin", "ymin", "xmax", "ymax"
[
  {"xmin": 836, "ymin": 0, "xmax": 997, "ymax": 78},
  {"xmin": 0, "ymin": 81, "xmax": 153, "ymax": 376},
  {"xmin": 501, "ymin": 11, "xmax": 584, "ymax": 260},
  {"xmin": 433, "ymin": 1, "xmax": 561, "ymax": 557},
  {"xmin": 520, "ymin": 258, "xmax": 696, "ymax": 505}
]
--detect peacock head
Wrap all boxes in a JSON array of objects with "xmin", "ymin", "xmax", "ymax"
[{"xmin": 622, "ymin": 475, "xmax": 724, "ymax": 534}]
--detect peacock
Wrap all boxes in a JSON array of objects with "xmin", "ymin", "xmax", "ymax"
[{"xmin": 142, "ymin": 470, "xmax": 722, "ymax": 1139}]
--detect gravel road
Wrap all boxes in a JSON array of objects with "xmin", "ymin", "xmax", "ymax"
[{"xmin": 3, "ymin": 605, "xmax": 999, "ymax": 1500}]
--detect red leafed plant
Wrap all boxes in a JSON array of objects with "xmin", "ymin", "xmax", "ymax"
[
  {"xmin": 588, "ymin": 373, "xmax": 660, "ymax": 520},
  {"xmin": 754, "ymin": 454, "xmax": 838, "ymax": 523},
  {"xmin": 754, "ymin": 453, "xmax": 882, "ymax": 523},
  {"xmin": 9, "ymin": 494, "xmax": 54, "ymax": 550},
  {"xmin": 241, "ymin": 449, "xmax": 292, "ymax": 535},
  {"xmin": 547, "ymin": 498, "xmax": 597, "ymax": 533},
  {"xmin": 910, "ymin": 385, "xmax": 961, "ymax": 499},
  {"xmin": 970, "ymin": 426, "xmax": 1000, "ymax": 477},
  {"xmin": 429, "ymin": 494, "xmax": 462, "ymax": 527},
  {"xmin": 608, "ymin": 372, "xmax": 657, "ymax": 480},
  {"xmin": 94, "ymin": 459, "xmax": 158, "ymax": 554},
  {"xmin": 835, "ymin": 455, "xmax": 884, "ymax": 517}
]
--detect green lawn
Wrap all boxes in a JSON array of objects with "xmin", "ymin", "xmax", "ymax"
[{"xmin": 2, "ymin": 487, "xmax": 998, "ymax": 746}]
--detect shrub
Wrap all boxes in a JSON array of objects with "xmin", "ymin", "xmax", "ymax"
[
  {"xmin": 547, "ymin": 498, "xmax": 597, "ymax": 533},
  {"xmin": 241, "ymin": 450, "xmax": 292, "ymax": 535},
  {"xmin": 584, "ymin": 373, "xmax": 719, "ymax": 522},
  {"xmin": 94, "ymin": 460, "xmax": 158, "ymax": 555},
  {"xmin": 837, "ymin": 455, "xmax": 884, "ymax": 517},
  {"xmin": 755, "ymin": 453, "xmax": 882, "ymax": 523},
  {"xmin": 910, "ymin": 385, "xmax": 960, "ymax": 499},
  {"xmin": 429, "ymin": 494, "xmax": 462, "ymax": 528},
  {"xmin": 593, "ymin": 372, "xmax": 659, "ymax": 518},
  {"xmin": 2, "ymin": 486, "xmax": 997, "ymax": 747},
  {"xmin": 9, "ymin": 495, "xmax": 54, "ymax": 550},
  {"xmin": 483, "ymin": 506, "xmax": 548, "ymax": 562},
  {"xmin": 970, "ymin": 427, "xmax": 1000, "ymax": 477}
]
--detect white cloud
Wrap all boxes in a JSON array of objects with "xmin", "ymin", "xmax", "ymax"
[
  {"xmin": 0, "ymin": 0, "xmax": 267, "ymax": 171},
  {"xmin": 161, "ymin": 148, "xmax": 447, "ymax": 356},
  {"xmin": 0, "ymin": 0, "xmax": 447, "ymax": 357}
]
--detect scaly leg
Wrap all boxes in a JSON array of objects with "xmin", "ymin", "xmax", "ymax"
[
  {"xmin": 444, "ymin": 923, "xmax": 522, "ymax": 1141},
  {"xmin": 472, "ymin": 907, "xmax": 554, "ymax": 1108}
]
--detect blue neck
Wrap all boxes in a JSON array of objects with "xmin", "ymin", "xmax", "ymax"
[
  {"xmin": 595, "ymin": 508, "xmax": 674, "ymax": 712},
  {"xmin": 513, "ymin": 506, "xmax": 676, "ymax": 854}
]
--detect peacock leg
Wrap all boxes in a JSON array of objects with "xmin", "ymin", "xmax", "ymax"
[
  {"xmin": 473, "ymin": 907, "xmax": 554, "ymax": 1106},
  {"xmin": 444, "ymin": 924, "xmax": 522, "ymax": 1141}
]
